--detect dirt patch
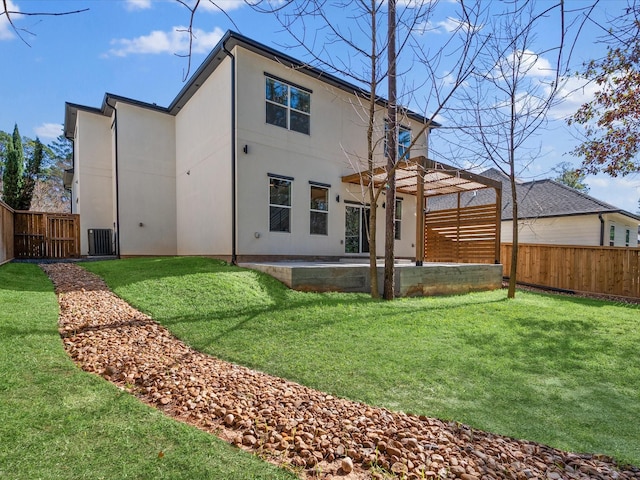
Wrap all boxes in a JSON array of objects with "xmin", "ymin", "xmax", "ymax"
[{"xmin": 41, "ymin": 263, "xmax": 639, "ymax": 480}]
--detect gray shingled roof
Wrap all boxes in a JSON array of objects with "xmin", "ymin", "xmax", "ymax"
[{"xmin": 428, "ymin": 168, "xmax": 640, "ymax": 221}]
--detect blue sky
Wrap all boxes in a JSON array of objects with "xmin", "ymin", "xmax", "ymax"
[{"xmin": 1, "ymin": 0, "xmax": 639, "ymax": 214}]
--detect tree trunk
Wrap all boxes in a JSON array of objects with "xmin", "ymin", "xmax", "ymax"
[
  {"xmin": 369, "ymin": 184, "xmax": 379, "ymax": 298},
  {"xmin": 383, "ymin": 0, "xmax": 397, "ymax": 300},
  {"xmin": 508, "ymin": 172, "xmax": 518, "ymax": 299}
]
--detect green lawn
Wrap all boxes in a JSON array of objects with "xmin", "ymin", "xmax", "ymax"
[
  {"xmin": 82, "ymin": 256, "xmax": 640, "ymax": 467},
  {"xmin": 0, "ymin": 262, "xmax": 296, "ymax": 480}
]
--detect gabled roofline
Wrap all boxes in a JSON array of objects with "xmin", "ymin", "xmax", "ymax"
[
  {"xmin": 480, "ymin": 168, "xmax": 640, "ymax": 222},
  {"xmin": 167, "ymin": 31, "xmax": 441, "ymax": 128},
  {"xmin": 64, "ymin": 94, "xmax": 170, "ymax": 139},
  {"xmin": 65, "ymin": 30, "xmax": 441, "ymax": 139}
]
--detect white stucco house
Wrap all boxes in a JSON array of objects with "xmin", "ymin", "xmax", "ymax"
[
  {"xmin": 429, "ymin": 168, "xmax": 640, "ymax": 247},
  {"xmin": 64, "ymin": 30, "xmax": 500, "ymax": 262}
]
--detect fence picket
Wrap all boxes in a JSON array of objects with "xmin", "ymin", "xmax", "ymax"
[{"xmin": 502, "ymin": 243, "xmax": 640, "ymax": 299}]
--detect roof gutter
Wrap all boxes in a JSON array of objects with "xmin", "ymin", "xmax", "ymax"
[{"xmin": 223, "ymin": 42, "xmax": 238, "ymax": 265}]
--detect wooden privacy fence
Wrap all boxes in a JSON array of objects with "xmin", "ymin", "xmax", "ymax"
[
  {"xmin": 14, "ymin": 211, "xmax": 80, "ymax": 259},
  {"xmin": 0, "ymin": 201, "xmax": 14, "ymax": 265},
  {"xmin": 501, "ymin": 243, "xmax": 640, "ymax": 299},
  {"xmin": 425, "ymin": 203, "xmax": 500, "ymax": 264}
]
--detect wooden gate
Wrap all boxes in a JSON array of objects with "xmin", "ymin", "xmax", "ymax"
[{"xmin": 14, "ymin": 212, "xmax": 80, "ymax": 259}]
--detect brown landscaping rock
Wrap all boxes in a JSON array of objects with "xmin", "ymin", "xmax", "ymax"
[
  {"xmin": 41, "ymin": 263, "xmax": 640, "ymax": 480},
  {"xmin": 341, "ymin": 457, "xmax": 354, "ymax": 474}
]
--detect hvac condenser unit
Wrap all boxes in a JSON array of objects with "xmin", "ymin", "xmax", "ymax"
[{"xmin": 88, "ymin": 229, "xmax": 114, "ymax": 256}]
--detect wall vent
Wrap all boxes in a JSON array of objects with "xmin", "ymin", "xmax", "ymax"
[{"xmin": 88, "ymin": 229, "xmax": 114, "ymax": 256}]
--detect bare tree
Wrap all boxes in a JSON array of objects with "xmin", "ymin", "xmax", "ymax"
[
  {"xmin": 443, "ymin": 0, "xmax": 592, "ymax": 298},
  {"xmin": 250, "ymin": 0, "xmax": 488, "ymax": 299},
  {"xmin": 1, "ymin": 1, "xmax": 89, "ymax": 45}
]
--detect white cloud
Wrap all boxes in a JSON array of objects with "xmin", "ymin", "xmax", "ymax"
[
  {"xmin": 586, "ymin": 173, "xmax": 640, "ymax": 212},
  {"xmin": 34, "ymin": 123, "xmax": 62, "ymax": 140},
  {"xmin": 493, "ymin": 50, "xmax": 553, "ymax": 80},
  {"xmin": 0, "ymin": 0, "xmax": 19, "ymax": 40},
  {"xmin": 107, "ymin": 26, "xmax": 224, "ymax": 57},
  {"xmin": 125, "ymin": 0, "xmax": 152, "ymax": 10},
  {"xmin": 416, "ymin": 16, "xmax": 482, "ymax": 35},
  {"xmin": 189, "ymin": 0, "xmax": 247, "ymax": 12},
  {"xmin": 548, "ymin": 75, "xmax": 600, "ymax": 120}
]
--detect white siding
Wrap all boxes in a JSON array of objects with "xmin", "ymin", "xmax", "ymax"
[
  {"xmin": 604, "ymin": 212, "xmax": 640, "ymax": 247},
  {"xmin": 501, "ymin": 213, "xmax": 639, "ymax": 247},
  {"xmin": 175, "ymin": 58, "xmax": 233, "ymax": 256},
  {"xmin": 74, "ymin": 111, "xmax": 114, "ymax": 256},
  {"xmin": 115, "ymin": 102, "xmax": 177, "ymax": 256},
  {"xmin": 234, "ymin": 47, "xmax": 425, "ymax": 258}
]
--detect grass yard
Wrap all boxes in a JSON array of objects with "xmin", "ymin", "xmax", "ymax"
[
  {"xmin": 0, "ymin": 262, "xmax": 296, "ymax": 480},
  {"xmin": 82, "ymin": 256, "xmax": 640, "ymax": 468}
]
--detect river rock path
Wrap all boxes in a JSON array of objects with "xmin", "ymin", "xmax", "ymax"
[{"xmin": 41, "ymin": 263, "xmax": 640, "ymax": 480}]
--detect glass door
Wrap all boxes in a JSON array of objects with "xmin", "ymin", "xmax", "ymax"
[{"xmin": 345, "ymin": 205, "xmax": 370, "ymax": 253}]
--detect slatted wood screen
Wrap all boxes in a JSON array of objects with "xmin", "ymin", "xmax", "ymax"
[
  {"xmin": 502, "ymin": 243, "xmax": 640, "ymax": 299},
  {"xmin": 14, "ymin": 211, "xmax": 80, "ymax": 259},
  {"xmin": 425, "ymin": 204, "xmax": 499, "ymax": 264},
  {"xmin": 0, "ymin": 201, "xmax": 14, "ymax": 264}
]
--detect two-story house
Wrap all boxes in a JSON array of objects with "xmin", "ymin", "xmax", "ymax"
[{"xmin": 64, "ymin": 30, "xmax": 500, "ymax": 263}]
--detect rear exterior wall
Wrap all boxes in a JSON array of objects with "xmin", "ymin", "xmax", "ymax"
[{"xmin": 234, "ymin": 47, "xmax": 427, "ymax": 259}]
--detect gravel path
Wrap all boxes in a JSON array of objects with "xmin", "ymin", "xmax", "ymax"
[{"xmin": 41, "ymin": 263, "xmax": 639, "ymax": 480}]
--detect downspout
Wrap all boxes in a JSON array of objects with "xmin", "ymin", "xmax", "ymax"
[
  {"xmin": 598, "ymin": 213, "xmax": 604, "ymax": 246},
  {"xmin": 106, "ymin": 98, "xmax": 122, "ymax": 258},
  {"xmin": 69, "ymin": 138, "xmax": 75, "ymax": 213},
  {"xmin": 223, "ymin": 42, "xmax": 238, "ymax": 265}
]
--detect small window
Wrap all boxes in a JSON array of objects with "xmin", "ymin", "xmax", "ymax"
[
  {"xmin": 266, "ymin": 76, "xmax": 310, "ymax": 135},
  {"xmin": 384, "ymin": 122, "xmax": 411, "ymax": 160},
  {"xmin": 269, "ymin": 177, "xmax": 292, "ymax": 232},
  {"xmin": 626, "ymin": 229, "xmax": 630, "ymax": 247},
  {"xmin": 609, "ymin": 225, "xmax": 615, "ymax": 246},
  {"xmin": 310, "ymin": 185, "xmax": 329, "ymax": 235},
  {"xmin": 395, "ymin": 198, "xmax": 402, "ymax": 240}
]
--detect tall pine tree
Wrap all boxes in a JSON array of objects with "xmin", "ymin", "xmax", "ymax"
[
  {"xmin": 16, "ymin": 137, "xmax": 44, "ymax": 210},
  {"xmin": 1, "ymin": 124, "xmax": 44, "ymax": 210},
  {"xmin": 2, "ymin": 125, "xmax": 24, "ymax": 208}
]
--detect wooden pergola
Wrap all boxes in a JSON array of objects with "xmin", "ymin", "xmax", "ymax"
[{"xmin": 341, "ymin": 156, "xmax": 503, "ymax": 264}]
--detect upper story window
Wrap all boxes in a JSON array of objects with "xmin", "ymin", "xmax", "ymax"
[
  {"xmin": 269, "ymin": 175, "xmax": 292, "ymax": 233},
  {"xmin": 265, "ymin": 76, "xmax": 311, "ymax": 135},
  {"xmin": 310, "ymin": 183, "xmax": 329, "ymax": 235},
  {"xmin": 384, "ymin": 121, "xmax": 411, "ymax": 161}
]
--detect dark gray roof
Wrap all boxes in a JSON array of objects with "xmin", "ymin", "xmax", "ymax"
[{"xmin": 429, "ymin": 167, "xmax": 640, "ymax": 222}]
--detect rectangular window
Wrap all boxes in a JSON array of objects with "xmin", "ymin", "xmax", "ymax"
[
  {"xmin": 394, "ymin": 199, "xmax": 402, "ymax": 240},
  {"xmin": 310, "ymin": 185, "xmax": 329, "ymax": 235},
  {"xmin": 384, "ymin": 122, "xmax": 411, "ymax": 160},
  {"xmin": 269, "ymin": 176, "xmax": 292, "ymax": 232},
  {"xmin": 266, "ymin": 76, "xmax": 310, "ymax": 135},
  {"xmin": 609, "ymin": 225, "xmax": 615, "ymax": 246},
  {"xmin": 626, "ymin": 229, "xmax": 630, "ymax": 247}
]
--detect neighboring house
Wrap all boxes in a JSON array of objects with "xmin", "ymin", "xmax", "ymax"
[
  {"xmin": 64, "ymin": 31, "xmax": 445, "ymax": 260},
  {"xmin": 429, "ymin": 168, "xmax": 640, "ymax": 247}
]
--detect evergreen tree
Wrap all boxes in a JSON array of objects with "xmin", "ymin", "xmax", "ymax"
[
  {"xmin": 553, "ymin": 162, "xmax": 590, "ymax": 193},
  {"xmin": 2, "ymin": 125, "xmax": 24, "ymax": 208},
  {"xmin": 1, "ymin": 124, "xmax": 45, "ymax": 210},
  {"xmin": 16, "ymin": 137, "xmax": 44, "ymax": 210}
]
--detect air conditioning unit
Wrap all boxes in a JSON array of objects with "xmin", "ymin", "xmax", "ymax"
[{"xmin": 88, "ymin": 229, "xmax": 114, "ymax": 256}]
